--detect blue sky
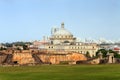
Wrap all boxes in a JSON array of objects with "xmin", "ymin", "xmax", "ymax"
[{"xmin": 0, "ymin": 0, "xmax": 120, "ymax": 42}]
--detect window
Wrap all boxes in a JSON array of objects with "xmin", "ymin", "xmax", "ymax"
[
  {"xmin": 84, "ymin": 46, "xmax": 85, "ymax": 49},
  {"xmin": 66, "ymin": 36, "xmax": 67, "ymax": 38},
  {"xmin": 71, "ymin": 47, "xmax": 73, "ymax": 49},
  {"xmin": 76, "ymin": 47, "xmax": 77, "ymax": 49}
]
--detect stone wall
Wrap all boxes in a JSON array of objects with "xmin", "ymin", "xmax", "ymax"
[
  {"xmin": 12, "ymin": 50, "xmax": 35, "ymax": 64},
  {"xmin": 87, "ymin": 58, "xmax": 100, "ymax": 64},
  {"xmin": 0, "ymin": 50, "xmax": 87, "ymax": 65},
  {"xmin": 38, "ymin": 53, "xmax": 87, "ymax": 64},
  {"xmin": 0, "ymin": 55, "xmax": 7, "ymax": 64}
]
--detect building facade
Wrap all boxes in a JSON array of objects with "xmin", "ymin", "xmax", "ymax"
[{"xmin": 36, "ymin": 23, "xmax": 99, "ymax": 57}]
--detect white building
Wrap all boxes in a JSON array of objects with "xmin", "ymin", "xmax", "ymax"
[{"xmin": 32, "ymin": 23, "xmax": 99, "ymax": 57}]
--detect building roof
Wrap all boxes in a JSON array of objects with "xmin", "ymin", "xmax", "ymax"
[
  {"xmin": 53, "ymin": 28, "xmax": 72, "ymax": 36},
  {"xmin": 53, "ymin": 23, "xmax": 73, "ymax": 36}
]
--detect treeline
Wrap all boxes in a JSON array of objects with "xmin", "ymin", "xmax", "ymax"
[
  {"xmin": 96, "ymin": 49, "xmax": 120, "ymax": 58},
  {"xmin": 0, "ymin": 42, "xmax": 32, "ymax": 50}
]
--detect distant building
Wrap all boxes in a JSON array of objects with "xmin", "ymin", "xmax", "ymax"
[
  {"xmin": 99, "ymin": 43, "xmax": 120, "ymax": 54},
  {"xmin": 31, "ymin": 23, "xmax": 99, "ymax": 57},
  {"xmin": 0, "ymin": 44, "xmax": 6, "ymax": 49}
]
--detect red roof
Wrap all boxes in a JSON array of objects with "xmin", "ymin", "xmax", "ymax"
[{"xmin": 114, "ymin": 48, "xmax": 120, "ymax": 51}]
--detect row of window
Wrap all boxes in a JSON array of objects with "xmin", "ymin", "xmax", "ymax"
[
  {"xmin": 75, "ymin": 51, "xmax": 95, "ymax": 54},
  {"xmin": 54, "ymin": 35, "xmax": 73, "ymax": 38},
  {"xmin": 49, "ymin": 46, "xmax": 54, "ymax": 48},
  {"xmin": 76, "ymin": 43, "xmax": 82, "ymax": 45},
  {"xmin": 48, "ymin": 46, "xmax": 95, "ymax": 49},
  {"xmin": 47, "ymin": 48, "xmax": 95, "ymax": 54},
  {"xmin": 69, "ymin": 46, "xmax": 95, "ymax": 49}
]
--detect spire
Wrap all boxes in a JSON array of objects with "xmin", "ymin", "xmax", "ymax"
[{"xmin": 61, "ymin": 22, "xmax": 64, "ymax": 28}]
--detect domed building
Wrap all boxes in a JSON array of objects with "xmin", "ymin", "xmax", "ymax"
[
  {"xmin": 40, "ymin": 23, "xmax": 98, "ymax": 57},
  {"xmin": 28, "ymin": 22, "xmax": 99, "ymax": 64},
  {"xmin": 50, "ymin": 22, "xmax": 76, "ymax": 45},
  {"xmin": 32, "ymin": 22, "xmax": 99, "ymax": 58}
]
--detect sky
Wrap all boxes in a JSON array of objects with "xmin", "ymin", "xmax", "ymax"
[{"xmin": 0, "ymin": 0, "xmax": 120, "ymax": 43}]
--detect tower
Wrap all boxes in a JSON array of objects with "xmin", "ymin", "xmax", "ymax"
[
  {"xmin": 98, "ymin": 51, "xmax": 103, "ymax": 59},
  {"xmin": 107, "ymin": 52, "xmax": 115, "ymax": 63},
  {"xmin": 61, "ymin": 22, "xmax": 64, "ymax": 28},
  {"xmin": 51, "ymin": 27, "xmax": 59, "ymax": 35}
]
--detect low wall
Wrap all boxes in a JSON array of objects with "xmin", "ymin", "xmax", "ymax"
[{"xmin": 38, "ymin": 53, "xmax": 87, "ymax": 64}]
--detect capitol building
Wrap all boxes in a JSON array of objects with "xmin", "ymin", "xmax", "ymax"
[{"xmin": 33, "ymin": 23, "xmax": 99, "ymax": 57}]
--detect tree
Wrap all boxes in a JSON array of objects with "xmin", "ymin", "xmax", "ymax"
[
  {"xmin": 4, "ymin": 43, "xmax": 12, "ymax": 47},
  {"xmin": 96, "ymin": 49, "xmax": 120, "ymax": 58},
  {"xmin": 0, "ymin": 47, "xmax": 7, "ymax": 50},
  {"xmin": 16, "ymin": 47, "xmax": 21, "ymax": 50},
  {"xmin": 109, "ymin": 49, "xmax": 120, "ymax": 58},
  {"xmin": 23, "ymin": 45, "xmax": 29, "ymax": 50},
  {"xmin": 96, "ymin": 49, "xmax": 108, "ymax": 57},
  {"xmin": 86, "ymin": 51, "xmax": 91, "ymax": 58},
  {"xmin": 0, "ymin": 47, "xmax": 3, "ymax": 50}
]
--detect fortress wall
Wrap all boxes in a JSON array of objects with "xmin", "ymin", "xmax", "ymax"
[
  {"xmin": 38, "ymin": 53, "xmax": 87, "ymax": 64},
  {"xmin": 12, "ymin": 52, "xmax": 35, "ymax": 64},
  {"xmin": 0, "ymin": 55, "xmax": 7, "ymax": 63}
]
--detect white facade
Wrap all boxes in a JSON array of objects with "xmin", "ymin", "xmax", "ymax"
[{"xmin": 42, "ymin": 23, "xmax": 99, "ymax": 57}]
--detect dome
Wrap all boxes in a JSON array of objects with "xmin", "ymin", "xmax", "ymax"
[
  {"xmin": 53, "ymin": 28, "xmax": 72, "ymax": 36},
  {"xmin": 53, "ymin": 22, "xmax": 73, "ymax": 36}
]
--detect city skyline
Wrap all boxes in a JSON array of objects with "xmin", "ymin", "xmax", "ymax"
[{"xmin": 0, "ymin": 0, "xmax": 120, "ymax": 42}]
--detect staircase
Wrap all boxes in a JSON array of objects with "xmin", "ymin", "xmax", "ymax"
[
  {"xmin": 2, "ymin": 54, "xmax": 13, "ymax": 64},
  {"xmin": 32, "ymin": 54, "xmax": 43, "ymax": 64}
]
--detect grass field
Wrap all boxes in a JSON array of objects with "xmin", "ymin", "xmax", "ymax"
[{"xmin": 0, "ymin": 64, "xmax": 120, "ymax": 80}]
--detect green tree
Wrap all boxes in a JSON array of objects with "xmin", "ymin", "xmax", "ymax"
[
  {"xmin": 96, "ymin": 49, "xmax": 120, "ymax": 58},
  {"xmin": 16, "ymin": 47, "xmax": 21, "ymax": 50},
  {"xmin": 86, "ymin": 51, "xmax": 91, "ymax": 58},
  {"xmin": 96, "ymin": 49, "xmax": 108, "ymax": 57},
  {"xmin": 23, "ymin": 45, "xmax": 29, "ymax": 50},
  {"xmin": 109, "ymin": 49, "xmax": 120, "ymax": 58},
  {"xmin": 0, "ymin": 47, "xmax": 7, "ymax": 50}
]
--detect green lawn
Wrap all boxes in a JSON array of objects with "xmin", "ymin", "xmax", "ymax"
[{"xmin": 0, "ymin": 64, "xmax": 120, "ymax": 80}]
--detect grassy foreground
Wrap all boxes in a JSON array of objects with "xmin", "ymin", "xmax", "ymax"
[{"xmin": 0, "ymin": 64, "xmax": 120, "ymax": 80}]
